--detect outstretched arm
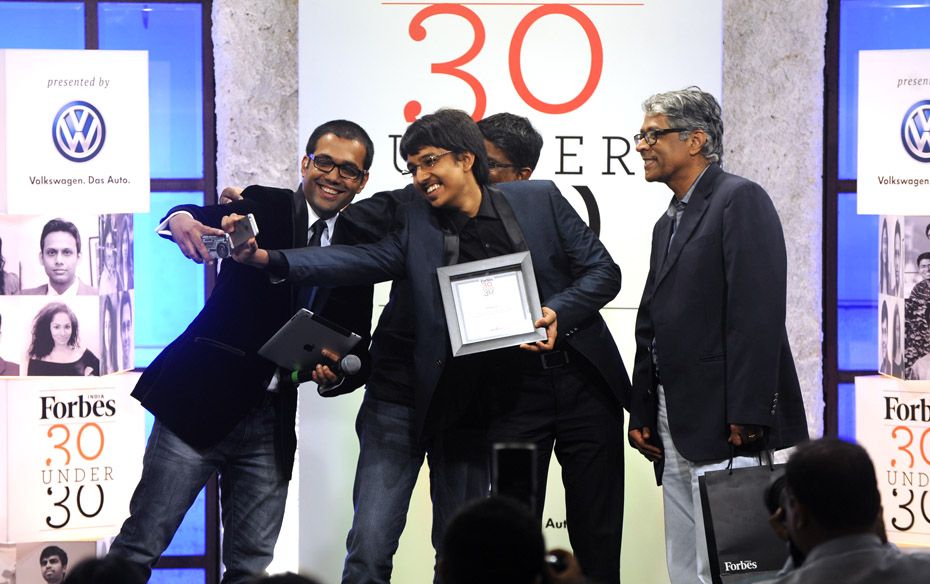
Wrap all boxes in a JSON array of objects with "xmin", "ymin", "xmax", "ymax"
[
  {"xmin": 166, "ymin": 213, "xmax": 226, "ymax": 264},
  {"xmin": 230, "ymin": 213, "xmax": 408, "ymax": 288}
]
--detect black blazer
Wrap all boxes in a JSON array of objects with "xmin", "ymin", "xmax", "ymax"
[
  {"xmin": 630, "ymin": 164, "xmax": 808, "ymax": 478},
  {"xmin": 131, "ymin": 186, "xmax": 373, "ymax": 476},
  {"xmin": 283, "ymin": 180, "xmax": 631, "ymax": 439}
]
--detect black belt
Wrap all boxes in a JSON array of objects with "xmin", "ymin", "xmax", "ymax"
[{"xmin": 514, "ymin": 349, "xmax": 572, "ymax": 371}]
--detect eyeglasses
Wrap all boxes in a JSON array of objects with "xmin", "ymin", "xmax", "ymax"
[
  {"xmin": 307, "ymin": 153, "xmax": 367, "ymax": 182},
  {"xmin": 488, "ymin": 160, "xmax": 520, "ymax": 170},
  {"xmin": 633, "ymin": 128, "xmax": 689, "ymax": 146},
  {"xmin": 401, "ymin": 151, "xmax": 453, "ymax": 176}
]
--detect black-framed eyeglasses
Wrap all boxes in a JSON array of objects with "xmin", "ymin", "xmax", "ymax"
[
  {"xmin": 308, "ymin": 153, "xmax": 367, "ymax": 182},
  {"xmin": 488, "ymin": 160, "xmax": 520, "ymax": 170},
  {"xmin": 400, "ymin": 151, "xmax": 453, "ymax": 176},
  {"xmin": 633, "ymin": 127, "xmax": 689, "ymax": 146}
]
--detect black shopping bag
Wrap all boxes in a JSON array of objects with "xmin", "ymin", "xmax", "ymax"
[{"xmin": 698, "ymin": 462, "xmax": 789, "ymax": 583}]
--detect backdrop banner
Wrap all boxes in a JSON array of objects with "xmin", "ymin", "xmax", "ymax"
[
  {"xmin": 858, "ymin": 49, "xmax": 930, "ymax": 215},
  {"xmin": 295, "ymin": 1, "xmax": 722, "ymax": 581},
  {"xmin": 855, "ymin": 375, "xmax": 930, "ymax": 547},
  {"xmin": 299, "ymin": 0, "xmax": 722, "ymax": 309},
  {"xmin": 0, "ymin": 373, "xmax": 144, "ymax": 543},
  {"xmin": 0, "ymin": 49, "xmax": 149, "ymax": 215}
]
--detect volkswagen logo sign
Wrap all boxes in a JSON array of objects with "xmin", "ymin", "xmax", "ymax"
[
  {"xmin": 52, "ymin": 101, "xmax": 106, "ymax": 163},
  {"xmin": 902, "ymin": 100, "xmax": 930, "ymax": 163}
]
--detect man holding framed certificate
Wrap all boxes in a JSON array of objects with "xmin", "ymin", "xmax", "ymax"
[{"xmin": 232, "ymin": 109, "xmax": 631, "ymax": 584}]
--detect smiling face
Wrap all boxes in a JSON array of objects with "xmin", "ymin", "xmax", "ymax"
[
  {"xmin": 407, "ymin": 147, "xmax": 479, "ymax": 214},
  {"xmin": 300, "ymin": 133, "xmax": 369, "ymax": 219},
  {"xmin": 636, "ymin": 113, "xmax": 703, "ymax": 196},
  {"xmin": 50, "ymin": 311, "xmax": 73, "ymax": 348},
  {"xmin": 41, "ymin": 231, "xmax": 79, "ymax": 290}
]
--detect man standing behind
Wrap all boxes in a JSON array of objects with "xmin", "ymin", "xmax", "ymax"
[
  {"xmin": 39, "ymin": 546, "xmax": 67, "ymax": 584},
  {"xmin": 20, "ymin": 219, "xmax": 97, "ymax": 295},
  {"xmin": 108, "ymin": 120, "xmax": 374, "ymax": 583},
  {"xmin": 628, "ymin": 87, "xmax": 808, "ymax": 584},
  {"xmin": 478, "ymin": 113, "xmax": 543, "ymax": 183}
]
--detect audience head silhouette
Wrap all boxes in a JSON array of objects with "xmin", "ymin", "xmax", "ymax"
[
  {"xmin": 439, "ymin": 496, "xmax": 546, "ymax": 584},
  {"xmin": 782, "ymin": 438, "xmax": 881, "ymax": 554}
]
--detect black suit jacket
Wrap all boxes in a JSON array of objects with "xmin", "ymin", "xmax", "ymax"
[
  {"xmin": 131, "ymin": 186, "xmax": 373, "ymax": 478},
  {"xmin": 283, "ymin": 180, "xmax": 631, "ymax": 439},
  {"xmin": 630, "ymin": 164, "xmax": 808, "ymax": 480}
]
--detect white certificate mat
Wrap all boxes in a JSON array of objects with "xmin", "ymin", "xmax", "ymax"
[
  {"xmin": 451, "ymin": 271, "xmax": 535, "ymax": 344},
  {"xmin": 436, "ymin": 251, "xmax": 546, "ymax": 356}
]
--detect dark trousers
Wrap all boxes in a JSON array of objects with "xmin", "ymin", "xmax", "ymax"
[
  {"xmin": 343, "ymin": 393, "xmax": 489, "ymax": 584},
  {"xmin": 488, "ymin": 357, "xmax": 625, "ymax": 584}
]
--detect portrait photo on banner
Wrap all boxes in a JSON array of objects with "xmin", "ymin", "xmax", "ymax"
[
  {"xmin": 899, "ymin": 215, "xmax": 930, "ymax": 380},
  {"xmin": 0, "ymin": 214, "xmax": 120, "ymax": 377},
  {"xmin": 11, "ymin": 541, "xmax": 96, "ymax": 584},
  {"xmin": 97, "ymin": 213, "xmax": 134, "ymax": 375},
  {"xmin": 878, "ymin": 216, "xmax": 904, "ymax": 379}
]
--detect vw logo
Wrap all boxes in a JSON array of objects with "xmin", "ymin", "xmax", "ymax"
[
  {"xmin": 52, "ymin": 101, "xmax": 106, "ymax": 162},
  {"xmin": 901, "ymin": 100, "xmax": 930, "ymax": 162}
]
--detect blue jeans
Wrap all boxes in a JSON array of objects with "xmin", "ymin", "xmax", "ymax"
[
  {"xmin": 342, "ymin": 393, "xmax": 489, "ymax": 584},
  {"xmin": 108, "ymin": 400, "xmax": 288, "ymax": 584}
]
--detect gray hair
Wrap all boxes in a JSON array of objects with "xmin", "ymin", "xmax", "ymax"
[{"xmin": 642, "ymin": 86, "xmax": 723, "ymax": 164}]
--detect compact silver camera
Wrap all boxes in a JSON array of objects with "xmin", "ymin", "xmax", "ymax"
[
  {"xmin": 202, "ymin": 234, "xmax": 233, "ymax": 259},
  {"xmin": 200, "ymin": 213, "xmax": 259, "ymax": 260}
]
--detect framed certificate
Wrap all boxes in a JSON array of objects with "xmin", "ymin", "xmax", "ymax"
[{"xmin": 436, "ymin": 251, "xmax": 546, "ymax": 356}]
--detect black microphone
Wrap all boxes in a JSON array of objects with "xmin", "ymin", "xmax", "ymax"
[{"xmin": 290, "ymin": 354, "xmax": 361, "ymax": 385}]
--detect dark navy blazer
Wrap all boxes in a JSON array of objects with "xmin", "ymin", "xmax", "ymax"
[{"xmin": 629, "ymin": 164, "xmax": 808, "ymax": 480}]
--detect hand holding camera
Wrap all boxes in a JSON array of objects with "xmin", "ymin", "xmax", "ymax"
[
  {"xmin": 168, "ymin": 213, "xmax": 226, "ymax": 264},
  {"xmin": 203, "ymin": 213, "xmax": 259, "ymax": 259}
]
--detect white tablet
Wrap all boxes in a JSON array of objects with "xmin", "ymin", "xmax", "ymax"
[{"xmin": 258, "ymin": 309, "xmax": 361, "ymax": 371}]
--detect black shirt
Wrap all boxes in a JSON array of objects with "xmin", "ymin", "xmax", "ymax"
[
  {"xmin": 431, "ymin": 190, "xmax": 522, "ymax": 430},
  {"xmin": 438, "ymin": 190, "xmax": 515, "ymax": 262}
]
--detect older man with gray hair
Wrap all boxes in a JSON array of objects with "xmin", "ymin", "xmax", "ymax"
[{"xmin": 628, "ymin": 87, "xmax": 809, "ymax": 583}]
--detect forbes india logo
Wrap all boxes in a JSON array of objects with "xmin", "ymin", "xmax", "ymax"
[
  {"xmin": 52, "ymin": 100, "xmax": 106, "ymax": 162},
  {"xmin": 902, "ymin": 100, "xmax": 930, "ymax": 162}
]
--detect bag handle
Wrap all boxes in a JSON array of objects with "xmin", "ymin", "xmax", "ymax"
[{"xmin": 726, "ymin": 436, "xmax": 775, "ymax": 475}]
